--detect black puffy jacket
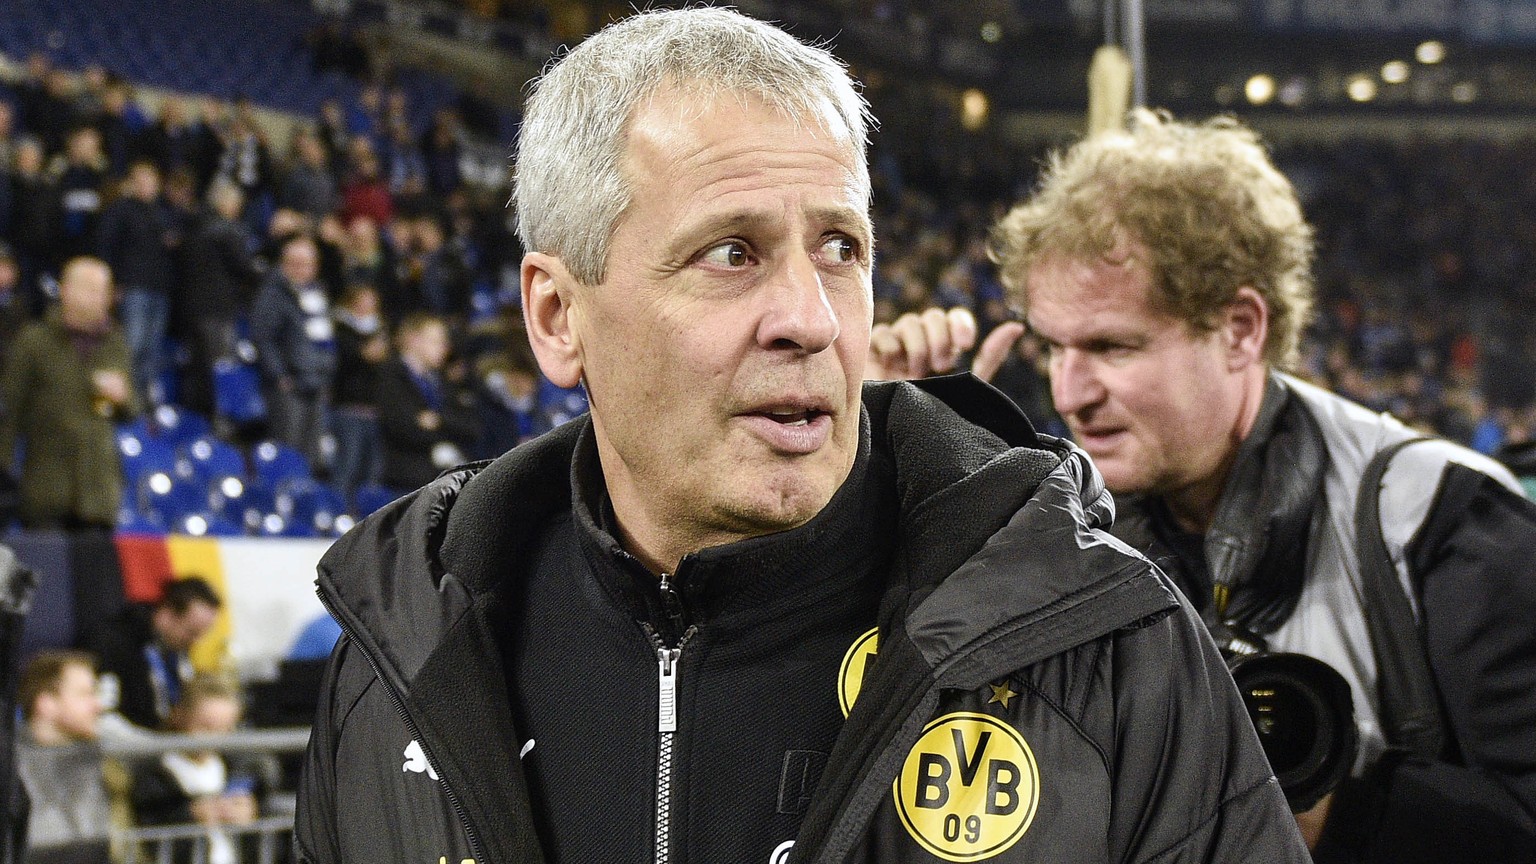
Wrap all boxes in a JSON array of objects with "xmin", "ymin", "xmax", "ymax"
[{"xmin": 295, "ymin": 377, "xmax": 1307, "ymax": 864}]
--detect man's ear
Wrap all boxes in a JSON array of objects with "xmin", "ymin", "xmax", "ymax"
[
  {"xmin": 1222, "ymin": 286, "xmax": 1269, "ymax": 371},
  {"xmin": 522, "ymin": 252, "xmax": 584, "ymax": 388}
]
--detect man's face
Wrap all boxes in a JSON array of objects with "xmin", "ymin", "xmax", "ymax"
[
  {"xmin": 403, "ymin": 321, "xmax": 449, "ymax": 370},
  {"xmin": 547, "ymin": 90, "xmax": 873, "ymax": 563},
  {"xmin": 154, "ymin": 601, "xmax": 219, "ymax": 652},
  {"xmin": 1026, "ymin": 251, "xmax": 1246, "ymax": 499},
  {"xmin": 129, "ymin": 165, "xmax": 160, "ymax": 201},
  {"xmin": 281, "ymin": 241, "xmax": 319, "ymax": 286},
  {"xmin": 58, "ymin": 260, "xmax": 112, "ymax": 328},
  {"xmin": 45, "ymin": 664, "xmax": 102, "ymax": 741},
  {"xmin": 183, "ymin": 696, "xmax": 240, "ymax": 735}
]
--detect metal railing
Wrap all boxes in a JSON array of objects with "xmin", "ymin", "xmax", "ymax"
[
  {"xmin": 120, "ymin": 816, "xmax": 295, "ymax": 864},
  {"xmin": 103, "ymin": 728, "xmax": 311, "ymax": 864}
]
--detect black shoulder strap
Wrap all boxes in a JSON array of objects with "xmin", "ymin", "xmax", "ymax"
[{"xmin": 1355, "ymin": 436, "xmax": 1445, "ymax": 759}]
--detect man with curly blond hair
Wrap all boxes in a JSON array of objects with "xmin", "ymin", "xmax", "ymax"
[{"xmin": 873, "ymin": 111, "xmax": 1536, "ymax": 862}]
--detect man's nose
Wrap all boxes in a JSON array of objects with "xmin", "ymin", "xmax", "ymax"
[
  {"xmin": 759, "ymin": 252, "xmax": 840, "ymax": 354},
  {"xmin": 1051, "ymin": 349, "xmax": 1107, "ymax": 417}
]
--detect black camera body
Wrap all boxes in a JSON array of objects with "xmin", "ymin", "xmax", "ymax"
[{"xmin": 1215, "ymin": 623, "xmax": 1359, "ymax": 813}]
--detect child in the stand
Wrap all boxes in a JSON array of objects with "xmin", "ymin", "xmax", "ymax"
[{"xmin": 130, "ymin": 675, "xmax": 261, "ymax": 864}]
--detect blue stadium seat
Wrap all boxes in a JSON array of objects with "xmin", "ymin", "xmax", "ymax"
[
  {"xmin": 227, "ymin": 482, "xmax": 277, "ymax": 535},
  {"xmin": 116, "ymin": 427, "xmax": 178, "ymax": 485},
  {"xmin": 137, "ymin": 470, "xmax": 206, "ymax": 525},
  {"xmin": 277, "ymin": 478, "xmax": 350, "ymax": 537},
  {"xmin": 180, "ymin": 436, "xmax": 246, "ymax": 483},
  {"xmin": 251, "ymin": 440, "xmax": 311, "ymax": 489},
  {"xmin": 151, "ymin": 404, "xmax": 212, "ymax": 447},
  {"xmin": 351, "ymin": 483, "xmax": 399, "ymax": 518},
  {"xmin": 116, "ymin": 505, "xmax": 165, "ymax": 536},
  {"xmin": 171, "ymin": 511, "xmax": 244, "ymax": 537},
  {"xmin": 213, "ymin": 360, "xmax": 267, "ymax": 424}
]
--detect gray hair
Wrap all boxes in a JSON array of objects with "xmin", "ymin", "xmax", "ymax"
[{"xmin": 512, "ymin": 6, "xmax": 872, "ymax": 285}]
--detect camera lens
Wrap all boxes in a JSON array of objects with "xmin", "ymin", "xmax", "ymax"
[{"xmin": 1227, "ymin": 652, "xmax": 1358, "ymax": 812}]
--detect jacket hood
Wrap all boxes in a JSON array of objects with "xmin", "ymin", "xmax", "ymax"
[{"xmin": 316, "ymin": 375, "xmax": 1162, "ymax": 693}]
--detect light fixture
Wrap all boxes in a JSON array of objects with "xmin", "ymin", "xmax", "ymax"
[
  {"xmin": 980, "ymin": 21, "xmax": 1002, "ymax": 43},
  {"xmin": 1278, "ymin": 77, "xmax": 1308, "ymax": 107},
  {"xmin": 1246, "ymin": 74, "xmax": 1277, "ymax": 105},
  {"xmin": 1381, "ymin": 61, "xmax": 1410, "ymax": 84},
  {"xmin": 1416, "ymin": 41, "xmax": 1446, "ymax": 64},
  {"xmin": 960, "ymin": 89, "xmax": 989, "ymax": 131},
  {"xmin": 1347, "ymin": 75, "xmax": 1378, "ymax": 102},
  {"xmin": 1451, "ymin": 81, "xmax": 1478, "ymax": 103}
]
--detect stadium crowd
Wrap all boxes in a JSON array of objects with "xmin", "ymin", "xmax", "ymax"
[{"xmin": 4, "ymin": 48, "xmax": 1536, "ymax": 531}]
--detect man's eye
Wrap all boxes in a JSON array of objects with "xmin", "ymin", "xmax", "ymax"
[
  {"xmin": 701, "ymin": 241, "xmax": 752, "ymax": 268},
  {"xmin": 820, "ymin": 235, "xmax": 857, "ymax": 263}
]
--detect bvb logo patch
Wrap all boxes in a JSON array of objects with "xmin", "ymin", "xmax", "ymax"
[
  {"xmin": 838, "ymin": 627, "xmax": 879, "ymax": 717},
  {"xmin": 894, "ymin": 712, "xmax": 1039, "ymax": 862}
]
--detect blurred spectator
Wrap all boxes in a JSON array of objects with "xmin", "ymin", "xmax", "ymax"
[
  {"xmin": 377, "ymin": 312, "xmax": 476, "ymax": 491},
  {"xmin": 316, "ymin": 99, "xmax": 350, "ymax": 176},
  {"xmin": 94, "ymin": 83, "xmax": 145, "ymax": 178},
  {"xmin": 178, "ymin": 179, "xmax": 260, "ymax": 419},
  {"xmin": 130, "ymin": 675, "xmax": 261, "ymax": 864},
  {"xmin": 0, "ymin": 243, "xmax": 25, "ymax": 370},
  {"xmin": 137, "ymin": 98, "xmax": 200, "ymax": 182},
  {"xmin": 473, "ymin": 342, "xmax": 546, "ymax": 460},
  {"xmin": 405, "ymin": 216, "xmax": 469, "ymax": 318},
  {"xmin": 339, "ymin": 146, "xmax": 393, "ymax": 229},
  {"xmin": 13, "ymin": 53, "xmax": 55, "ymax": 147},
  {"xmin": 9, "ymin": 136, "xmax": 62, "ymax": 314},
  {"xmin": 88, "ymin": 577, "xmax": 222, "ymax": 732},
  {"xmin": 97, "ymin": 161, "xmax": 177, "ymax": 403},
  {"xmin": 421, "ymin": 108, "xmax": 463, "ymax": 196},
  {"xmin": 0, "ymin": 101, "xmax": 15, "ymax": 234},
  {"xmin": 16, "ymin": 650, "xmax": 111, "ymax": 864},
  {"xmin": 279, "ymin": 129, "xmax": 337, "ymax": 223},
  {"xmin": 31, "ymin": 69, "xmax": 80, "ymax": 155},
  {"xmin": 56, "ymin": 127, "xmax": 106, "ymax": 262},
  {"xmin": 212, "ymin": 115, "xmax": 272, "ymax": 222},
  {"xmin": 382, "ymin": 119, "xmax": 427, "ymax": 199},
  {"xmin": 338, "ymin": 215, "xmax": 402, "ymax": 322},
  {"xmin": 250, "ymin": 235, "xmax": 335, "ymax": 466},
  {"xmin": 0, "ymin": 257, "xmax": 135, "ymax": 531},
  {"xmin": 329, "ymin": 283, "xmax": 388, "ymax": 500},
  {"xmin": 345, "ymin": 84, "xmax": 383, "ymax": 143}
]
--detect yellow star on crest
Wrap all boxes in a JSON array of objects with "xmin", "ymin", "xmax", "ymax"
[{"xmin": 987, "ymin": 681, "xmax": 1018, "ymax": 710}]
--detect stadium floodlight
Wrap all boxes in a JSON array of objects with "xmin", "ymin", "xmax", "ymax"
[
  {"xmin": 1416, "ymin": 41, "xmax": 1446, "ymax": 64},
  {"xmin": 1382, "ymin": 61, "xmax": 1410, "ymax": 84},
  {"xmin": 1246, "ymin": 75, "xmax": 1276, "ymax": 105},
  {"xmin": 1347, "ymin": 75, "xmax": 1378, "ymax": 102},
  {"xmin": 960, "ymin": 89, "xmax": 989, "ymax": 131}
]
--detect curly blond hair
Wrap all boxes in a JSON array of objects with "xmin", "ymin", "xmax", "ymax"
[{"xmin": 989, "ymin": 109, "xmax": 1315, "ymax": 368}]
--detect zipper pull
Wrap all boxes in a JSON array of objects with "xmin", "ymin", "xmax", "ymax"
[
  {"xmin": 657, "ymin": 647, "xmax": 681, "ymax": 733},
  {"xmin": 658, "ymin": 572, "xmax": 686, "ymax": 639}
]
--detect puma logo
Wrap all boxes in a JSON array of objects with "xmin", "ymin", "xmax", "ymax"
[{"xmin": 403, "ymin": 740, "xmax": 439, "ymax": 780}]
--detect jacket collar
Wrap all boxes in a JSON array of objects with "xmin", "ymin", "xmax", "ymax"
[{"xmin": 567, "ymin": 411, "xmax": 896, "ymax": 633}]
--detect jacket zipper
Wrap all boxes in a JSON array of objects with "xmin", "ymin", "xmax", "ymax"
[
  {"xmin": 317, "ymin": 586, "xmax": 490, "ymax": 864},
  {"xmin": 645, "ymin": 570, "xmax": 696, "ymax": 864}
]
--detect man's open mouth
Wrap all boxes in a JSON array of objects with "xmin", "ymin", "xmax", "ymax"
[{"xmin": 756, "ymin": 408, "xmax": 827, "ymax": 427}]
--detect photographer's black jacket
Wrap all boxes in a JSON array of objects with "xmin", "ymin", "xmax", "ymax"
[
  {"xmin": 295, "ymin": 378, "xmax": 1306, "ymax": 863},
  {"xmin": 1115, "ymin": 373, "xmax": 1536, "ymax": 863}
]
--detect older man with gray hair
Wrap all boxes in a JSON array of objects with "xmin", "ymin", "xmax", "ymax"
[{"xmin": 295, "ymin": 9, "xmax": 1304, "ymax": 864}]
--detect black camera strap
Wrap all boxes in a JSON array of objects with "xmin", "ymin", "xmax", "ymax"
[{"xmin": 1355, "ymin": 436, "xmax": 1446, "ymax": 760}]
